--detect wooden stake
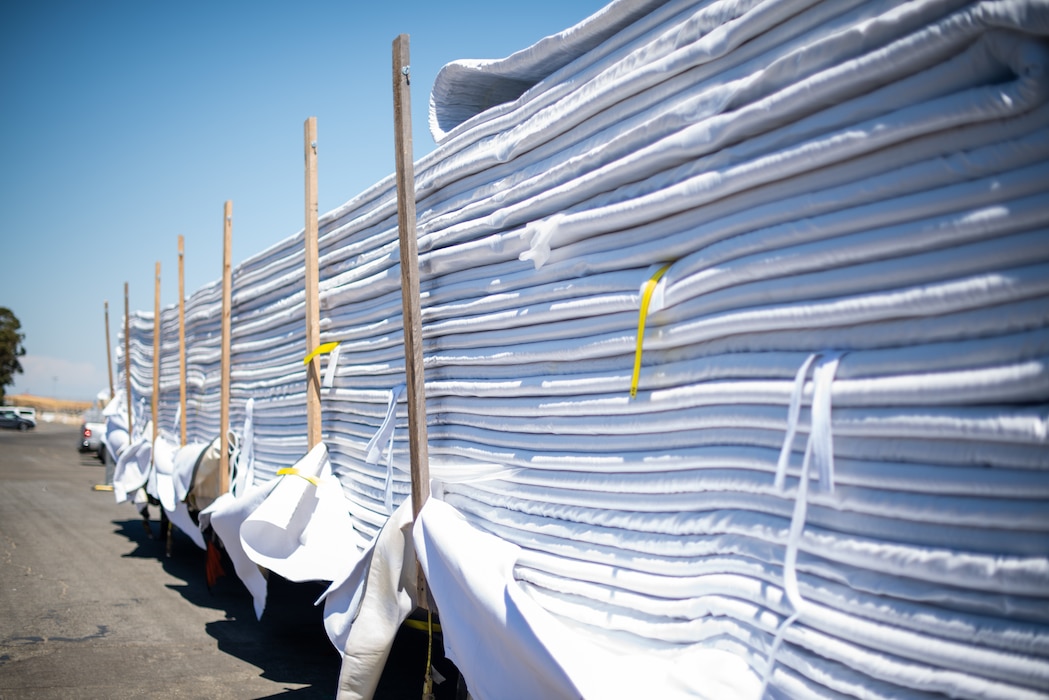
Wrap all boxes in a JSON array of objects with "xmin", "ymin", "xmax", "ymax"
[
  {"xmin": 153, "ymin": 262, "xmax": 161, "ymax": 448},
  {"xmin": 304, "ymin": 116, "xmax": 321, "ymax": 449},
  {"xmin": 178, "ymin": 235, "xmax": 187, "ymax": 447},
  {"xmin": 393, "ymin": 34, "xmax": 431, "ymax": 606},
  {"xmin": 124, "ymin": 282, "xmax": 133, "ymax": 436},
  {"xmin": 104, "ymin": 301, "xmax": 114, "ymax": 401},
  {"xmin": 220, "ymin": 201, "xmax": 233, "ymax": 494}
]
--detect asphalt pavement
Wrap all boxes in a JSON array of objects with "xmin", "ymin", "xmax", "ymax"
[{"xmin": 0, "ymin": 421, "xmax": 455, "ymax": 699}]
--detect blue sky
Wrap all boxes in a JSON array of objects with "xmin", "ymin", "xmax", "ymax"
[{"xmin": 0, "ymin": 0, "xmax": 607, "ymax": 401}]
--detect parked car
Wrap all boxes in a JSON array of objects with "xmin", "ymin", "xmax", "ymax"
[
  {"xmin": 79, "ymin": 409, "xmax": 106, "ymax": 458},
  {"xmin": 9, "ymin": 406, "xmax": 36, "ymax": 426},
  {"xmin": 0, "ymin": 409, "xmax": 35, "ymax": 431}
]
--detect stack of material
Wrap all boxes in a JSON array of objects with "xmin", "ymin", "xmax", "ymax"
[
  {"xmin": 409, "ymin": 0, "xmax": 1049, "ymax": 697},
  {"xmin": 179, "ymin": 281, "xmax": 224, "ymax": 445},
  {"xmin": 113, "ymin": 0, "xmax": 1049, "ymax": 697},
  {"xmin": 116, "ymin": 309, "xmax": 155, "ymax": 443}
]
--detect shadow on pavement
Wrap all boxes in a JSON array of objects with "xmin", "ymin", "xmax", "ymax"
[
  {"xmin": 112, "ymin": 518, "xmax": 339, "ymax": 697},
  {"xmin": 112, "ymin": 517, "xmax": 466, "ymax": 699},
  {"xmin": 77, "ymin": 453, "xmax": 106, "ymax": 467}
]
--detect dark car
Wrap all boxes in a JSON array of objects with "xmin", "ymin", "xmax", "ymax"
[{"xmin": 0, "ymin": 409, "xmax": 35, "ymax": 431}]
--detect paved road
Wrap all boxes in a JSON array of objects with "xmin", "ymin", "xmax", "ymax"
[
  {"xmin": 0, "ymin": 421, "xmax": 342, "ymax": 699},
  {"xmin": 0, "ymin": 422, "xmax": 463, "ymax": 700}
]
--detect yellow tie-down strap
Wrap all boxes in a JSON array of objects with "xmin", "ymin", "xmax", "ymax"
[
  {"xmin": 403, "ymin": 617, "xmax": 442, "ymax": 633},
  {"xmin": 276, "ymin": 467, "xmax": 320, "ymax": 486},
  {"xmin": 303, "ymin": 341, "xmax": 340, "ymax": 366},
  {"xmin": 631, "ymin": 263, "xmax": 672, "ymax": 399}
]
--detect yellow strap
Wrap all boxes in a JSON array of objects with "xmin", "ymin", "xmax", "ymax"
[
  {"xmin": 276, "ymin": 467, "xmax": 320, "ymax": 486},
  {"xmin": 303, "ymin": 341, "xmax": 340, "ymax": 366},
  {"xmin": 630, "ymin": 263, "xmax": 672, "ymax": 399},
  {"xmin": 403, "ymin": 617, "xmax": 442, "ymax": 633}
]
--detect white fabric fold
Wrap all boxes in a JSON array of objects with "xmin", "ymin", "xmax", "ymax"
[
  {"xmin": 152, "ymin": 436, "xmax": 179, "ymax": 512},
  {"xmin": 240, "ymin": 443, "xmax": 364, "ymax": 584},
  {"xmin": 166, "ymin": 500, "xmax": 206, "ymax": 550},
  {"xmin": 173, "ymin": 442, "xmax": 207, "ymax": 504},
  {"xmin": 319, "ymin": 500, "xmax": 418, "ymax": 700},
  {"xmin": 199, "ymin": 482, "xmax": 277, "ymax": 619},
  {"xmin": 428, "ymin": 0, "xmax": 670, "ymax": 141},
  {"xmin": 101, "ymin": 391, "xmax": 129, "ymax": 461},
  {"xmin": 112, "ymin": 435, "xmax": 152, "ymax": 504},
  {"xmin": 416, "ymin": 498, "xmax": 762, "ymax": 699},
  {"xmin": 150, "ymin": 436, "xmax": 207, "ymax": 550}
]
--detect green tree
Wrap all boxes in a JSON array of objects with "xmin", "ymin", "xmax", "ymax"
[{"xmin": 0, "ymin": 307, "xmax": 26, "ymax": 403}]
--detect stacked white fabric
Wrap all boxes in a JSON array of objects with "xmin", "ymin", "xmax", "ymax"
[
  {"xmin": 112, "ymin": 0, "xmax": 1049, "ymax": 697},
  {"xmin": 118, "ymin": 309, "xmax": 155, "ymax": 442},
  {"xmin": 406, "ymin": 1, "xmax": 1049, "ymax": 697},
  {"xmin": 227, "ymin": 237, "xmax": 311, "ymax": 479},
  {"xmin": 177, "ymin": 282, "xmax": 224, "ymax": 445}
]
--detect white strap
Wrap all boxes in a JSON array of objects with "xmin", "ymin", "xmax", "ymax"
[
  {"xmin": 133, "ymin": 397, "xmax": 148, "ymax": 442},
  {"xmin": 383, "ymin": 436, "xmax": 396, "ymax": 515},
  {"xmin": 811, "ymin": 353, "xmax": 843, "ymax": 493},
  {"xmin": 322, "ymin": 343, "xmax": 342, "ymax": 389},
  {"xmin": 234, "ymin": 397, "xmax": 255, "ymax": 497},
  {"xmin": 365, "ymin": 385, "xmax": 406, "ymax": 513},
  {"xmin": 762, "ymin": 351, "xmax": 845, "ymax": 695},
  {"xmin": 365, "ymin": 384, "xmax": 406, "ymax": 465},
  {"xmin": 774, "ymin": 353, "xmax": 820, "ymax": 491},
  {"xmin": 760, "ymin": 435, "xmax": 814, "ymax": 697}
]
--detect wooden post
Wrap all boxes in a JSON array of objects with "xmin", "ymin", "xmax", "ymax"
[
  {"xmin": 304, "ymin": 116, "xmax": 322, "ymax": 449},
  {"xmin": 220, "ymin": 201, "xmax": 233, "ymax": 494},
  {"xmin": 393, "ymin": 34, "xmax": 431, "ymax": 606},
  {"xmin": 152, "ymin": 262, "xmax": 161, "ymax": 447},
  {"xmin": 104, "ymin": 301, "xmax": 115, "ymax": 400},
  {"xmin": 178, "ymin": 235, "xmax": 187, "ymax": 447},
  {"xmin": 124, "ymin": 282, "xmax": 133, "ymax": 436}
]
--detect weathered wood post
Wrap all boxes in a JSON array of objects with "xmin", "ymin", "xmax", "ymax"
[
  {"xmin": 304, "ymin": 116, "xmax": 322, "ymax": 449},
  {"xmin": 124, "ymin": 282, "xmax": 133, "ymax": 436},
  {"xmin": 178, "ymin": 235, "xmax": 187, "ymax": 447},
  {"xmin": 104, "ymin": 301, "xmax": 114, "ymax": 401},
  {"xmin": 220, "ymin": 201, "xmax": 233, "ymax": 494},
  {"xmin": 152, "ymin": 262, "xmax": 161, "ymax": 448},
  {"xmin": 393, "ymin": 33, "xmax": 431, "ymax": 607}
]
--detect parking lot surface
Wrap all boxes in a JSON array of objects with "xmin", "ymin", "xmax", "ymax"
[{"xmin": 0, "ymin": 422, "xmax": 340, "ymax": 699}]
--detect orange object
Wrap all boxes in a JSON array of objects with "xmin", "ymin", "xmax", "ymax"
[{"xmin": 205, "ymin": 540, "xmax": 226, "ymax": 589}]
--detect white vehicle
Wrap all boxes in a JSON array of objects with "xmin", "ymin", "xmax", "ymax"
[{"xmin": 79, "ymin": 409, "xmax": 106, "ymax": 460}]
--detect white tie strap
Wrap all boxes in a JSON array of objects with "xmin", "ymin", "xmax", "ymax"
[
  {"xmin": 233, "ymin": 398, "xmax": 255, "ymax": 497},
  {"xmin": 762, "ymin": 351, "xmax": 845, "ymax": 694},
  {"xmin": 322, "ymin": 343, "xmax": 342, "ymax": 389},
  {"xmin": 365, "ymin": 384, "xmax": 407, "ymax": 514}
]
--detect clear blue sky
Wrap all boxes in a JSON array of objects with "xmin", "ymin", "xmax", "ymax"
[{"xmin": 0, "ymin": 0, "xmax": 607, "ymax": 401}]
